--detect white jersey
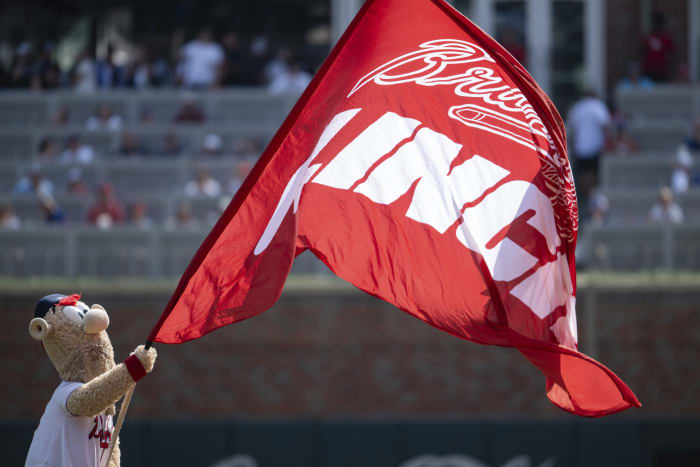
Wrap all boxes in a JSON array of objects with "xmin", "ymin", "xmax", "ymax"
[
  {"xmin": 26, "ymin": 381, "xmax": 114, "ymax": 467},
  {"xmin": 567, "ymin": 96, "xmax": 611, "ymax": 158},
  {"xmin": 180, "ymin": 40, "xmax": 224, "ymax": 88}
]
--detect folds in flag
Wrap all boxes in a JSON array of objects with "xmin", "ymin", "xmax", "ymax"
[{"xmin": 148, "ymin": 0, "xmax": 640, "ymax": 417}]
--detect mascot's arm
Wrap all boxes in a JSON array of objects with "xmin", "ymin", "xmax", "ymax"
[{"xmin": 67, "ymin": 345, "xmax": 157, "ymax": 417}]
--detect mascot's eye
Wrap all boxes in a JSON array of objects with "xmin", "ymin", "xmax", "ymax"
[{"xmin": 62, "ymin": 305, "xmax": 86, "ymax": 326}]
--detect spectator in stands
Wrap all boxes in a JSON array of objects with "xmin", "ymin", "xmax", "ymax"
[
  {"xmin": 128, "ymin": 47, "xmax": 151, "ymax": 90},
  {"xmin": 130, "ymin": 202, "xmax": 154, "ymax": 230},
  {"xmin": 72, "ymin": 48, "xmax": 97, "ymax": 94},
  {"xmin": 96, "ymin": 44, "xmax": 127, "ymax": 88},
  {"xmin": 66, "ymin": 167, "xmax": 90, "ymax": 196},
  {"xmin": 60, "ymin": 135, "xmax": 95, "ymax": 165},
  {"xmin": 567, "ymin": 91, "xmax": 611, "ymax": 201},
  {"xmin": 13, "ymin": 164, "xmax": 54, "ymax": 197},
  {"xmin": 149, "ymin": 43, "xmax": 172, "ymax": 87},
  {"xmin": 8, "ymin": 42, "xmax": 33, "ymax": 88},
  {"xmin": 227, "ymin": 170, "xmax": 243, "ymax": 196},
  {"xmin": 165, "ymin": 200, "xmax": 200, "ymax": 231},
  {"xmin": 37, "ymin": 137, "xmax": 60, "ymax": 162},
  {"xmin": 576, "ymin": 190, "xmax": 611, "ymax": 269},
  {"xmin": 39, "ymin": 195, "xmax": 65, "ymax": 224},
  {"xmin": 587, "ymin": 192, "xmax": 610, "ymax": 227},
  {"xmin": 87, "ymin": 183, "xmax": 125, "ymax": 229},
  {"xmin": 174, "ymin": 97, "xmax": 206, "ymax": 123},
  {"xmin": 162, "ymin": 133, "xmax": 184, "ymax": 155},
  {"xmin": 184, "ymin": 168, "xmax": 221, "ymax": 198},
  {"xmin": 119, "ymin": 132, "xmax": 149, "ymax": 156},
  {"xmin": 177, "ymin": 27, "xmax": 224, "ymax": 89},
  {"xmin": 0, "ymin": 203, "xmax": 21, "ymax": 230},
  {"xmin": 684, "ymin": 117, "xmax": 700, "ymax": 152},
  {"xmin": 614, "ymin": 62, "xmax": 654, "ymax": 92},
  {"xmin": 227, "ymin": 160, "xmax": 253, "ymax": 195},
  {"xmin": 641, "ymin": 12, "xmax": 675, "ymax": 82},
  {"xmin": 246, "ymin": 35, "xmax": 272, "ymax": 85},
  {"xmin": 51, "ymin": 105, "xmax": 71, "ymax": 126},
  {"xmin": 201, "ymin": 133, "xmax": 223, "ymax": 156},
  {"xmin": 649, "ymin": 186, "xmax": 683, "ymax": 224},
  {"xmin": 221, "ymin": 30, "xmax": 245, "ymax": 86},
  {"xmin": 232, "ymin": 138, "xmax": 262, "ymax": 155},
  {"xmin": 264, "ymin": 47, "xmax": 292, "ymax": 84},
  {"xmin": 671, "ymin": 146, "xmax": 694, "ymax": 195},
  {"xmin": 86, "ymin": 103, "xmax": 123, "ymax": 132},
  {"xmin": 268, "ymin": 58, "xmax": 311, "ymax": 96},
  {"xmin": 31, "ymin": 42, "xmax": 61, "ymax": 91}
]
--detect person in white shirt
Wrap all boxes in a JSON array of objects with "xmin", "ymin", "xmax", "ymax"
[
  {"xmin": 671, "ymin": 145, "xmax": 694, "ymax": 194},
  {"xmin": 60, "ymin": 135, "xmax": 95, "ymax": 165},
  {"xmin": 86, "ymin": 104, "xmax": 123, "ymax": 132},
  {"xmin": 567, "ymin": 91, "xmax": 611, "ymax": 199},
  {"xmin": 268, "ymin": 59, "xmax": 312, "ymax": 96},
  {"xmin": 649, "ymin": 186, "xmax": 684, "ymax": 224},
  {"xmin": 73, "ymin": 49, "xmax": 97, "ymax": 94},
  {"xmin": 177, "ymin": 28, "xmax": 225, "ymax": 89},
  {"xmin": 184, "ymin": 168, "xmax": 221, "ymax": 198}
]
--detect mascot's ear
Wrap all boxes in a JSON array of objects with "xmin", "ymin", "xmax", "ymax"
[
  {"xmin": 91, "ymin": 304, "xmax": 105, "ymax": 311},
  {"xmin": 29, "ymin": 318, "xmax": 52, "ymax": 341}
]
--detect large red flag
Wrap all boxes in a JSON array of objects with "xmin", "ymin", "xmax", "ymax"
[{"xmin": 148, "ymin": 0, "xmax": 640, "ymax": 416}]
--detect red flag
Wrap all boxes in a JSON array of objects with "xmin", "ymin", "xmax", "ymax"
[{"xmin": 148, "ymin": 0, "xmax": 640, "ymax": 416}]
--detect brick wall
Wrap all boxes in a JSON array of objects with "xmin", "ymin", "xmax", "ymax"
[{"xmin": 2, "ymin": 283, "xmax": 698, "ymax": 420}]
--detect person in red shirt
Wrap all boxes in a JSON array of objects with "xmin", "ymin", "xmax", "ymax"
[
  {"xmin": 86, "ymin": 183, "xmax": 125, "ymax": 229},
  {"xmin": 642, "ymin": 12, "xmax": 675, "ymax": 82}
]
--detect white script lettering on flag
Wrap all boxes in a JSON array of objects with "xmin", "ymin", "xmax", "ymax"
[
  {"xmin": 257, "ymin": 108, "xmax": 576, "ymax": 349},
  {"xmin": 350, "ymin": 39, "xmax": 578, "ymax": 243}
]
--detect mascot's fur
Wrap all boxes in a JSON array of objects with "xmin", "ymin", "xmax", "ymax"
[{"xmin": 26, "ymin": 294, "xmax": 156, "ymax": 467}]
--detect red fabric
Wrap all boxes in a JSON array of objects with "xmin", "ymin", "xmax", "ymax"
[
  {"xmin": 124, "ymin": 354, "xmax": 147, "ymax": 382},
  {"xmin": 147, "ymin": 0, "xmax": 640, "ymax": 416},
  {"xmin": 57, "ymin": 294, "xmax": 81, "ymax": 307}
]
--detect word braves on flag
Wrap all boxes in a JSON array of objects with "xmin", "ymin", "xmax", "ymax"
[{"xmin": 148, "ymin": 0, "xmax": 640, "ymax": 416}]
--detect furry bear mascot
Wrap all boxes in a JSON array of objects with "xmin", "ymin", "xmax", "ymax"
[{"xmin": 25, "ymin": 293, "xmax": 157, "ymax": 467}]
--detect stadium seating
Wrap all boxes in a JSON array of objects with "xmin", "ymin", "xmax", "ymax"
[
  {"xmin": 1, "ymin": 86, "xmax": 699, "ymax": 276},
  {"xmin": 615, "ymin": 86, "xmax": 700, "ymax": 123}
]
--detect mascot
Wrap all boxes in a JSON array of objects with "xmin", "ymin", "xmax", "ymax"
[{"xmin": 25, "ymin": 293, "xmax": 157, "ymax": 467}]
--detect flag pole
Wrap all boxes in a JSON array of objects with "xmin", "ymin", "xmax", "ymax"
[
  {"xmin": 106, "ymin": 339, "xmax": 152, "ymax": 463},
  {"xmin": 106, "ymin": 384, "xmax": 135, "ymax": 465}
]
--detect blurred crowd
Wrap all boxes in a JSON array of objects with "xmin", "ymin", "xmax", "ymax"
[
  {"xmin": 569, "ymin": 98, "xmax": 698, "ymax": 228},
  {"xmin": 0, "ymin": 26, "xmax": 312, "ymax": 95},
  {"xmin": 1, "ymin": 11, "xmax": 698, "ymax": 243},
  {"xmin": 1, "ymin": 161, "xmax": 252, "ymax": 232},
  {"xmin": 567, "ymin": 12, "xmax": 697, "ymax": 231}
]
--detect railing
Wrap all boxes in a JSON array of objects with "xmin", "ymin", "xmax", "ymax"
[
  {"xmin": 0, "ymin": 226, "xmax": 332, "ymax": 278},
  {"xmin": 2, "ymin": 224, "xmax": 700, "ymax": 278}
]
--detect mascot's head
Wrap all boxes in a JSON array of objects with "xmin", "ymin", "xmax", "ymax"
[{"xmin": 29, "ymin": 293, "xmax": 115, "ymax": 383}]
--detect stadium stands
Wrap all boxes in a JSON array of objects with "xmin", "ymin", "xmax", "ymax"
[{"xmin": 1, "ymin": 86, "xmax": 699, "ymax": 276}]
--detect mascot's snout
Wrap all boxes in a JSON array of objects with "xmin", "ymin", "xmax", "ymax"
[{"xmin": 82, "ymin": 305, "xmax": 109, "ymax": 334}]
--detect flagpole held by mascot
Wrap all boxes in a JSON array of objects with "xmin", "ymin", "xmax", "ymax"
[{"xmin": 25, "ymin": 293, "xmax": 157, "ymax": 467}]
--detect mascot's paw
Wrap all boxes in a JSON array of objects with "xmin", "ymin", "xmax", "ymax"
[{"xmin": 133, "ymin": 345, "xmax": 157, "ymax": 373}]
